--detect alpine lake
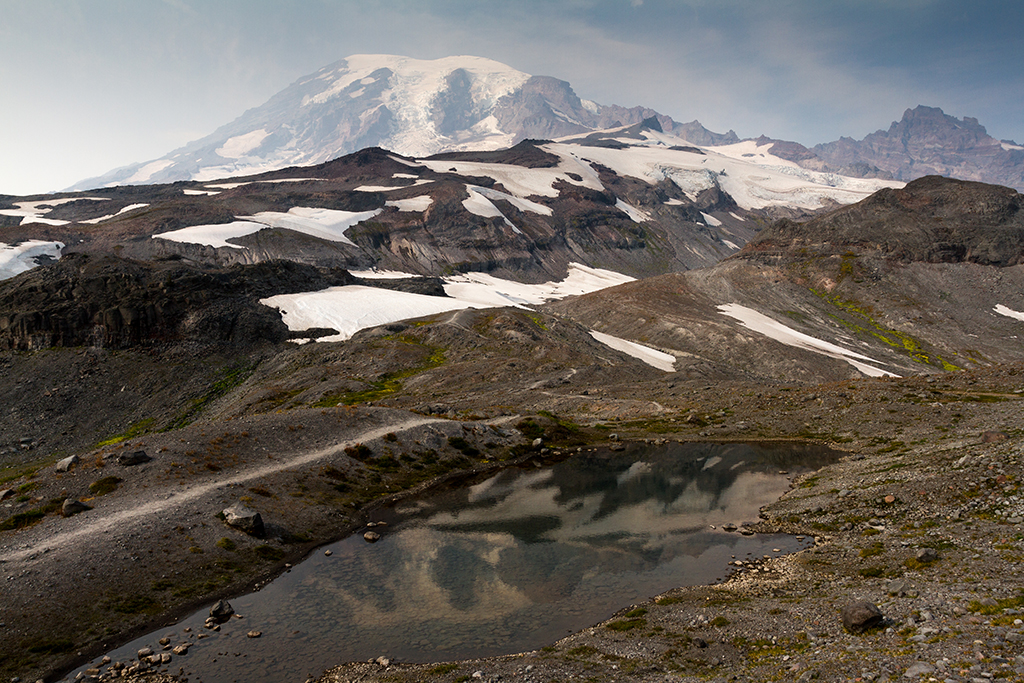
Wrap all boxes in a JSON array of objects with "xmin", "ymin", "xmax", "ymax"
[{"xmin": 72, "ymin": 440, "xmax": 839, "ymax": 683}]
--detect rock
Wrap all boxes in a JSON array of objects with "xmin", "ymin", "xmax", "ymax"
[
  {"xmin": 364, "ymin": 531, "xmax": 381, "ymax": 542},
  {"xmin": 61, "ymin": 498, "xmax": 91, "ymax": 517},
  {"xmin": 841, "ymin": 600, "xmax": 884, "ymax": 633},
  {"xmin": 693, "ymin": 637, "xmax": 708, "ymax": 648},
  {"xmin": 915, "ymin": 548, "xmax": 939, "ymax": 564},
  {"xmin": 247, "ymin": 630, "xmax": 262, "ymax": 638},
  {"xmin": 722, "ymin": 523, "xmax": 738, "ymax": 532},
  {"xmin": 158, "ymin": 637, "xmax": 170, "ymax": 646},
  {"xmin": 324, "ymin": 549, "xmax": 333, "ymax": 556},
  {"xmin": 0, "ymin": 489, "xmax": 12, "ymax": 501},
  {"xmin": 172, "ymin": 645, "xmax": 188, "ymax": 655},
  {"xmin": 137, "ymin": 647, "xmax": 153, "ymax": 660},
  {"xmin": 210, "ymin": 599, "xmax": 234, "ymax": 621},
  {"xmin": 222, "ymin": 503, "xmax": 265, "ymax": 537},
  {"xmin": 531, "ymin": 438, "xmax": 543, "ymax": 448},
  {"xmin": 55, "ymin": 455, "xmax": 79, "ymax": 472},
  {"xmin": 981, "ymin": 431, "xmax": 1008, "ymax": 443},
  {"xmin": 903, "ymin": 661, "xmax": 936, "ymax": 678},
  {"xmin": 887, "ymin": 579, "xmax": 909, "ymax": 596},
  {"xmin": 117, "ymin": 450, "xmax": 152, "ymax": 466},
  {"xmin": 160, "ymin": 653, "xmax": 171, "ymax": 664},
  {"xmin": 375, "ymin": 657, "xmax": 390, "ymax": 667}
]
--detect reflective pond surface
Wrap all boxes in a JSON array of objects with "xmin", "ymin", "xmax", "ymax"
[{"xmin": 77, "ymin": 441, "xmax": 837, "ymax": 683}]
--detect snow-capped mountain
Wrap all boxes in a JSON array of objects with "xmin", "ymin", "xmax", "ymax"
[{"xmin": 71, "ymin": 55, "xmax": 723, "ymax": 190}]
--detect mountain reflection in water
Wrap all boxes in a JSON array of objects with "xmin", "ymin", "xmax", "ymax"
[{"xmin": 84, "ymin": 441, "xmax": 838, "ymax": 683}]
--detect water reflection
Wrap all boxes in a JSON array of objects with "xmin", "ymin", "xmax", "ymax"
[{"xmin": 79, "ymin": 441, "xmax": 836, "ymax": 683}]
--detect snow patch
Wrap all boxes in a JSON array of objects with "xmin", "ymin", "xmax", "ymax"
[
  {"xmin": 701, "ymin": 212, "xmax": 722, "ymax": 227},
  {"xmin": 590, "ymin": 330, "xmax": 676, "ymax": 372},
  {"xmin": 721, "ymin": 239, "xmax": 739, "ymax": 250},
  {"xmin": 461, "ymin": 187, "xmax": 519, "ymax": 233},
  {"xmin": 419, "ymin": 145, "xmax": 603, "ymax": 199},
  {"xmin": 615, "ymin": 199, "xmax": 650, "ymax": 223},
  {"xmin": 80, "ymin": 203, "xmax": 149, "ymax": 224},
  {"xmin": 729, "ymin": 212, "xmax": 746, "ymax": 222},
  {"xmin": 664, "ymin": 198, "xmax": 685, "ymax": 206},
  {"xmin": 717, "ymin": 303, "xmax": 897, "ymax": 378},
  {"xmin": 442, "ymin": 264, "xmax": 633, "ymax": 309},
  {"xmin": 216, "ymin": 129, "xmax": 271, "ymax": 159},
  {"xmin": 350, "ymin": 269, "xmax": 418, "ymax": 279},
  {"xmin": 385, "ymin": 195, "xmax": 433, "ymax": 212},
  {"xmin": 126, "ymin": 160, "xmax": 175, "ymax": 184},
  {"xmin": 469, "ymin": 185, "xmax": 551, "ymax": 216},
  {"xmin": 183, "ymin": 189, "xmax": 221, "ymax": 196},
  {"xmin": 153, "ymin": 207, "xmax": 382, "ymax": 249},
  {"xmin": 354, "ymin": 179, "xmax": 433, "ymax": 192},
  {"xmin": 994, "ymin": 304, "xmax": 1024, "ymax": 322},
  {"xmin": 0, "ymin": 241, "xmax": 64, "ymax": 280}
]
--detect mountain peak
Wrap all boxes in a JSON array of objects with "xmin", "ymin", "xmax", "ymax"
[
  {"xmin": 69, "ymin": 54, "xmax": 682, "ymax": 191},
  {"xmin": 814, "ymin": 105, "xmax": 1024, "ymax": 191}
]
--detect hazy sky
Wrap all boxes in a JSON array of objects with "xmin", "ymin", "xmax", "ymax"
[{"xmin": 1, "ymin": 0, "xmax": 1021, "ymax": 196}]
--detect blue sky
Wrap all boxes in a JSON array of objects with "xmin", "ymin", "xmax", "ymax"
[{"xmin": 1, "ymin": 0, "xmax": 1021, "ymax": 195}]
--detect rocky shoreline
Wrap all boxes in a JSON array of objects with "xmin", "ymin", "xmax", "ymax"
[{"xmin": 315, "ymin": 416, "xmax": 1024, "ymax": 683}]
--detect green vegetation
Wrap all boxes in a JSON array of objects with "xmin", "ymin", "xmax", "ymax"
[
  {"xmin": 859, "ymin": 542, "xmax": 885, "ymax": 558},
  {"xmin": 808, "ymin": 288, "xmax": 959, "ymax": 371},
  {"xmin": 97, "ymin": 418, "xmax": 155, "ymax": 447},
  {"xmin": 429, "ymin": 663, "xmax": 460, "ymax": 675},
  {"xmin": 313, "ymin": 341, "xmax": 445, "ymax": 407},
  {"xmin": 216, "ymin": 537, "xmax": 237, "ymax": 551},
  {"xmin": 606, "ymin": 618, "xmax": 646, "ymax": 632},
  {"xmin": 111, "ymin": 595, "xmax": 162, "ymax": 615},
  {"xmin": 167, "ymin": 360, "xmax": 259, "ymax": 429},
  {"xmin": 0, "ymin": 498, "xmax": 62, "ymax": 532},
  {"xmin": 88, "ymin": 476, "xmax": 122, "ymax": 496},
  {"xmin": 253, "ymin": 545, "xmax": 284, "ymax": 561},
  {"xmin": 968, "ymin": 593, "xmax": 1024, "ymax": 615}
]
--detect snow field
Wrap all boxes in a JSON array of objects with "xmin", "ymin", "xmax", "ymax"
[
  {"xmin": 717, "ymin": 303, "xmax": 897, "ymax": 377},
  {"xmin": 0, "ymin": 197, "xmax": 108, "ymax": 226},
  {"xmin": 0, "ymin": 241, "xmax": 64, "ymax": 280},
  {"xmin": 262, "ymin": 263, "xmax": 634, "ymax": 343}
]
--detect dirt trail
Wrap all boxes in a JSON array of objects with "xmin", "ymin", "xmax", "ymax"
[{"xmin": 1, "ymin": 416, "xmax": 444, "ymax": 565}]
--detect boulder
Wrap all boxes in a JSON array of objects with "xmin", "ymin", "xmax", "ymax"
[
  {"xmin": 0, "ymin": 489, "xmax": 13, "ymax": 501},
  {"xmin": 222, "ymin": 503, "xmax": 265, "ymax": 537},
  {"xmin": 61, "ymin": 499, "xmax": 92, "ymax": 517},
  {"xmin": 55, "ymin": 455, "xmax": 79, "ymax": 472},
  {"xmin": 915, "ymin": 548, "xmax": 939, "ymax": 564},
  {"xmin": 210, "ymin": 600, "xmax": 234, "ymax": 622},
  {"xmin": 364, "ymin": 530, "xmax": 381, "ymax": 542},
  {"xmin": 841, "ymin": 600, "xmax": 884, "ymax": 633},
  {"xmin": 903, "ymin": 661, "xmax": 936, "ymax": 678},
  {"xmin": 118, "ymin": 450, "xmax": 152, "ymax": 466}
]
